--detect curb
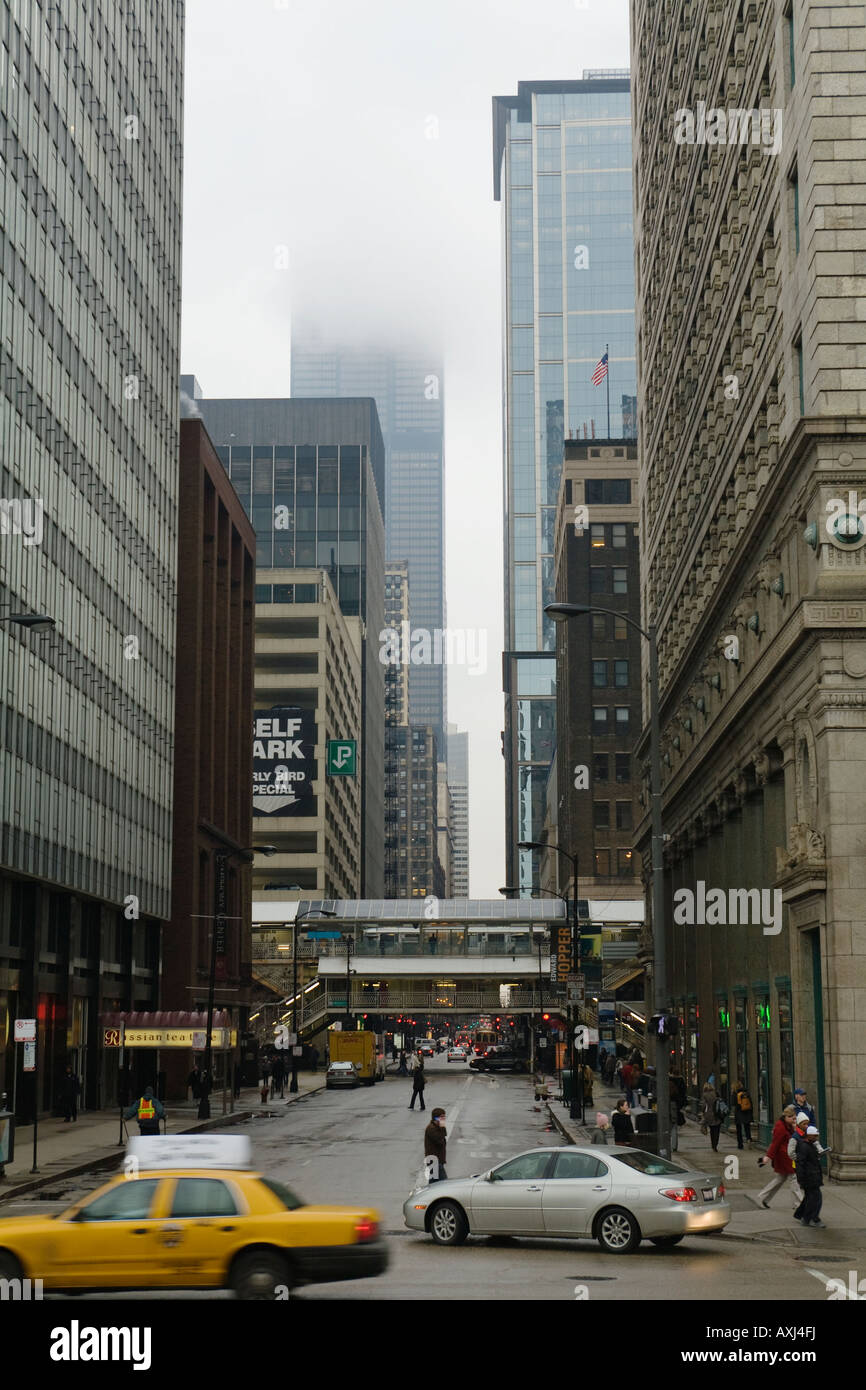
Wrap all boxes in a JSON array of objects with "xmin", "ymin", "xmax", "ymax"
[{"xmin": 0, "ymin": 1084, "xmax": 326, "ymax": 1205}]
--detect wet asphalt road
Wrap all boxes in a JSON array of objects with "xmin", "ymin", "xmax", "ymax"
[{"xmin": 0, "ymin": 1057, "xmax": 837, "ymax": 1300}]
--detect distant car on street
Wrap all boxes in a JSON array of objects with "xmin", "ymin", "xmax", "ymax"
[
  {"xmin": 326, "ymin": 1061, "xmax": 361, "ymax": 1089},
  {"xmin": 418, "ymin": 1043, "xmax": 435, "ymax": 1058},
  {"xmin": 447, "ymin": 1047, "xmax": 466, "ymax": 1063},
  {"xmin": 468, "ymin": 1047, "xmax": 527, "ymax": 1074},
  {"xmin": 403, "ymin": 1146, "xmax": 730, "ymax": 1253}
]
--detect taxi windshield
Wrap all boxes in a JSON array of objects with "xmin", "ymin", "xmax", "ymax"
[{"xmin": 258, "ymin": 1177, "xmax": 305, "ymax": 1211}]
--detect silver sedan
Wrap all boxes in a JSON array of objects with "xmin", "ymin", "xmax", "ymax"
[{"xmin": 403, "ymin": 1145, "xmax": 730, "ymax": 1253}]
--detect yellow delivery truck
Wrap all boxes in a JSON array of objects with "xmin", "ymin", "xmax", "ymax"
[{"xmin": 328, "ymin": 1029, "xmax": 385, "ymax": 1086}]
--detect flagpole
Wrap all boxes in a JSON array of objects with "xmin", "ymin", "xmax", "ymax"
[{"xmin": 605, "ymin": 342, "xmax": 611, "ymax": 438}]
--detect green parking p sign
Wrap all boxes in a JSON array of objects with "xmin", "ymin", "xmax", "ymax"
[{"xmin": 327, "ymin": 740, "xmax": 357, "ymax": 776}]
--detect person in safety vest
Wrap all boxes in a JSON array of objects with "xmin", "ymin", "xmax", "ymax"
[{"xmin": 123, "ymin": 1085, "xmax": 165, "ymax": 1136}]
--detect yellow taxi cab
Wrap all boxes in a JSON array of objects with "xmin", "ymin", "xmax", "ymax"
[{"xmin": 0, "ymin": 1135, "xmax": 387, "ymax": 1299}]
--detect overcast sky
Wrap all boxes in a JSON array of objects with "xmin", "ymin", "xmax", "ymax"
[{"xmin": 181, "ymin": 0, "xmax": 631, "ymax": 896}]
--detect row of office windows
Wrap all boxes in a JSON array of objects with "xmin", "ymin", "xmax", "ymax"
[
  {"xmin": 592, "ymin": 659, "xmax": 629, "ymax": 688},
  {"xmin": 594, "ymin": 800, "xmax": 633, "ymax": 831}
]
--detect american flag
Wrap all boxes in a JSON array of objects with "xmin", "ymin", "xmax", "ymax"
[{"xmin": 591, "ymin": 352, "xmax": 609, "ymax": 386}]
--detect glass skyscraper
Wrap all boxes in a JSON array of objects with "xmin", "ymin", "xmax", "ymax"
[
  {"xmin": 291, "ymin": 342, "xmax": 446, "ymax": 756},
  {"xmin": 492, "ymin": 75, "xmax": 636, "ymax": 893}
]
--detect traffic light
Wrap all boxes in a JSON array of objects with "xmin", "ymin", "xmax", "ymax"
[
  {"xmin": 542, "ymin": 1013, "xmax": 550, "ymax": 1021},
  {"xmin": 650, "ymin": 1013, "xmax": 680, "ymax": 1037}
]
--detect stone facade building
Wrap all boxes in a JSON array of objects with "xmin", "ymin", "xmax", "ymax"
[{"xmin": 632, "ymin": 0, "xmax": 866, "ymax": 1173}]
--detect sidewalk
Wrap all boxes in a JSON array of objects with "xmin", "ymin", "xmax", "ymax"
[
  {"xmin": 0, "ymin": 1073, "xmax": 325, "ymax": 1202},
  {"xmin": 543, "ymin": 1075, "xmax": 866, "ymax": 1254}
]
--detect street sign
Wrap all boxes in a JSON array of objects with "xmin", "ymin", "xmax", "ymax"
[
  {"xmin": 326, "ymin": 740, "xmax": 357, "ymax": 776},
  {"xmin": 22, "ymin": 1040, "xmax": 36, "ymax": 1072},
  {"xmin": 292, "ymin": 1046, "xmax": 303, "ymax": 1057},
  {"xmin": 303, "ymin": 930, "xmax": 342, "ymax": 939},
  {"xmin": 574, "ymin": 1024, "xmax": 590, "ymax": 1049},
  {"xmin": 14, "ymin": 1018, "xmax": 36, "ymax": 1042}
]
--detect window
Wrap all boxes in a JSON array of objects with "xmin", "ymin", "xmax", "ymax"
[
  {"xmin": 591, "ymin": 613, "xmax": 607, "ymax": 640},
  {"xmin": 594, "ymin": 754, "xmax": 609, "ymax": 783},
  {"xmin": 77, "ymin": 1180, "xmax": 160, "ymax": 1222},
  {"xmin": 590, "ymin": 524, "xmax": 605, "ymax": 549},
  {"xmin": 585, "ymin": 479, "xmax": 631, "ymax": 504},
  {"xmin": 594, "ymin": 850, "xmax": 610, "ymax": 876},
  {"xmin": 592, "ymin": 706, "xmax": 608, "ymax": 729},
  {"xmin": 789, "ymin": 165, "xmax": 800, "ymax": 255},
  {"xmin": 611, "ymin": 1152, "xmax": 688, "ymax": 1176},
  {"xmin": 615, "ymin": 707, "xmax": 629, "ymax": 731},
  {"xmin": 592, "ymin": 660, "xmax": 607, "ymax": 688},
  {"xmin": 616, "ymin": 801, "xmax": 632, "ymax": 831},
  {"xmin": 794, "ymin": 335, "xmax": 804, "ymax": 415},
  {"xmin": 613, "ymin": 568, "xmax": 627, "ymax": 595},
  {"xmin": 614, "ymin": 615, "xmax": 628, "ymax": 641},
  {"xmin": 493, "ymin": 1152, "xmax": 553, "ymax": 1181},
  {"xmin": 615, "ymin": 753, "xmax": 630, "ymax": 783},
  {"xmin": 169, "ymin": 1179, "xmax": 239, "ymax": 1218},
  {"xmin": 550, "ymin": 1152, "xmax": 607, "ymax": 1180},
  {"xmin": 785, "ymin": 2, "xmax": 796, "ymax": 88},
  {"xmin": 614, "ymin": 659, "xmax": 629, "ymax": 687},
  {"xmin": 612, "ymin": 523, "xmax": 627, "ymax": 548},
  {"xmin": 618, "ymin": 849, "xmax": 634, "ymax": 875},
  {"xmin": 590, "ymin": 567, "xmax": 607, "ymax": 594},
  {"xmin": 594, "ymin": 801, "xmax": 610, "ymax": 829}
]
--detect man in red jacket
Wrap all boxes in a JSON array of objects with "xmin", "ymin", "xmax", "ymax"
[{"xmin": 757, "ymin": 1105, "xmax": 803, "ymax": 1208}]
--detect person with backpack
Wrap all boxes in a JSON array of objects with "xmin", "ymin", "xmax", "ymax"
[
  {"xmin": 732, "ymin": 1077, "xmax": 754, "ymax": 1149},
  {"xmin": 123, "ymin": 1085, "xmax": 165, "ymax": 1136},
  {"xmin": 792, "ymin": 1127, "xmax": 825, "ymax": 1228}
]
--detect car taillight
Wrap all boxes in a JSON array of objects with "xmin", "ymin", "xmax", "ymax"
[
  {"xmin": 659, "ymin": 1187, "xmax": 698, "ymax": 1202},
  {"xmin": 717, "ymin": 1183, "xmax": 725, "ymax": 1197},
  {"xmin": 354, "ymin": 1219, "xmax": 379, "ymax": 1243}
]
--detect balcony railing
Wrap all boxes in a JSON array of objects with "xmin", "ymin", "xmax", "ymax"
[{"xmin": 253, "ymin": 934, "xmax": 551, "ymax": 963}]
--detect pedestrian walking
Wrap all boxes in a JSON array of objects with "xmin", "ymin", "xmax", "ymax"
[
  {"xmin": 186, "ymin": 1065, "xmax": 202, "ymax": 1102},
  {"xmin": 621, "ymin": 1060, "xmax": 636, "ymax": 1107},
  {"xmin": 611, "ymin": 1097, "xmax": 635, "ymax": 1146},
  {"xmin": 793, "ymin": 1127, "xmax": 825, "ymax": 1227},
  {"xmin": 424, "ymin": 1107, "xmax": 447, "ymax": 1181},
  {"xmin": 61, "ymin": 1065, "xmax": 81, "ymax": 1122},
  {"xmin": 792, "ymin": 1086, "xmax": 816, "ymax": 1129},
  {"xmin": 603, "ymin": 1051, "xmax": 617, "ymax": 1086},
  {"xmin": 409, "ymin": 1059, "xmax": 426, "ymax": 1111},
  {"xmin": 123, "ymin": 1085, "xmax": 165, "ymax": 1136},
  {"xmin": 592, "ymin": 1112, "xmax": 610, "ymax": 1145},
  {"xmin": 758, "ymin": 1105, "xmax": 802, "ymax": 1208},
  {"xmin": 309, "ymin": 1046, "xmax": 319, "ymax": 1074},
  {"xmin": 700, "ymin": 1081, "xmax": 724, "ymax": 1151},
  {"xmin": 271, "ymin": 1056, "xmax": 285, "ymax": 1098},
  {"xmin": 581, "ymin": 1062, "xmax": 594, "ymax": 1106},
  {"xmin": 731, "ymin": 1077, "xmax": 753, "ymax": 1148},
  {"xmin": 397, "ymin": 1049, "xmax": 408, "ymax": 1076}
]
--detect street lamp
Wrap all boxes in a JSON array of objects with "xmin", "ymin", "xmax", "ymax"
[
  {"xmin": 288, "ymin": 906, "xmax": 336, "ymax": 1092},
  {"xmin": 0, "ymin": 612, "xmax": 56, "ymax": 632},
  {"xmin": 198, "ymin": 842, "xmax": 277, "ymax": 1120},
  {"xmin": 519, "ymin": 839, "xmax": 583, "ymax": 1122},
  {"xmin": 545, "ymin": 599, "xmax": 670, "ymax": 1157}
]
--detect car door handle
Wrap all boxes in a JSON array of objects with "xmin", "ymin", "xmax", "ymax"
[
  {"xmin": 592, "ymin": 1185, "xmax": 607, "ymax": 1190},
  {"xmin": 526, "ymin": 1186, "xmax": 542, "ymax": 1192},
  {"xmin": 220, "ymin": 1226, "xmax": 236, "ymax": 1232},
  {"xmin": 131, "ymin": 1228, "xmax": 148, "ymax": 1235}
]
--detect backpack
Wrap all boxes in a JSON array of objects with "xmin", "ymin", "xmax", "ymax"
[
  {"xmin": 714, "ymin": 1097, "xmax": 729, "ymax": 1120},
  {"xmin": 738, "ymin": 1089, "xmax": 752, "ymax": 1112}
]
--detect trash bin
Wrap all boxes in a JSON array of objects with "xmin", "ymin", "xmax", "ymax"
[
  {"xmin": 562, "ymin": 1069, "xmax": 574, "ymax": 1104},
  {"xmin": 0, "ymin": 1105, "xmax": 15, "ymax": 1175},
  {"xmin": 632, "ymin": 1111, "xmax": 658, "ymax": 1154}
]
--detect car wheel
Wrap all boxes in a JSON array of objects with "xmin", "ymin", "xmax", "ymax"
[
  {"xmin": 650, "ymin": 1235, "xmax": 684, "ymax": 1248},
  {"xmin": 596, "ymin": 1206, "xmax": 641, "ymax": 1254},
  {"xmin": 0, "ymin": 1250, "xmax": 23, "ymax": 1282},
  {"xmin": 429, "ymin": 1200, "xmax": 469, "ymax": 1247},
  {"xmin": 230, "ymin": 1250, "xmax": 291, "ymax": 1300}
]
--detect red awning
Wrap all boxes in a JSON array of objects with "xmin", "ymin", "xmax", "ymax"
[{"xmin": 99, "ymin": 1010, "xmax": 233, "ymax": 1028}]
